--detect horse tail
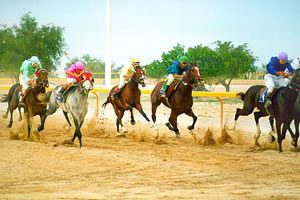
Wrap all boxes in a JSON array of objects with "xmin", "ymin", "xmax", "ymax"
[
  {"xmin": 102, "ymin": 97, "xmax": 110, "ymax": 108},
  {"xmin": 0, "ymin": 94, "xmax": 9, "ymax": 102},
  {"xmin": 37, "ymin": 91, "xmax": 52, "ymax": 103},
  {"xmin": 237, "ymin": 92, "xmax": 245, "ymax": 101}
]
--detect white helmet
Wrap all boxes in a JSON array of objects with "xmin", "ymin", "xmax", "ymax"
[{"xmin": 30, "ymin": 56, "xmax": 40, "ymax": 65}]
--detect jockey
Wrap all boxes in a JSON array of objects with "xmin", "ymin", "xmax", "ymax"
[
  {"xmin": 19, "ymin": 56, "xmax": 42, "ymax": 103},
  {"xmin": 112, "ymin": 57, "xmax": 141, "ymax": 98},
  {"xmin": 160, "ymin": 55, "xmax": 190, "ymax": 98},
  {"xmin": 56, "ymin": 61, "xmax": 87, "ymax": 102},
  {"xmin": 264, "ymin": 52, "xmax": 294, "ymax": 105}
]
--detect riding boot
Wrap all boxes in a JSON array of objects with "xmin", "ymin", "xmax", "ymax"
[
  {"xmin": 265, "ymin": 92, "xmax": 272, "ymax": 108},
  {"xmin": 160, "ymin": 81, "xmax": 168, "ymax": 98}
]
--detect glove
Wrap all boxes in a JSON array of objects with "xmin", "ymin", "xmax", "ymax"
[
  {"xmin": 283, "ymin": 72, "xmax": 290, "ymax": 78},
  {"xmin": 276, "ymin": 71, "xmax": 283, "ymax": 76}
]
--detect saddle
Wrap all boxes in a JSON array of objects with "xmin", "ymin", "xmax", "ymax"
[
  {"xmin": 61, "ymin": 84, "xmax": 79, "ymax": 102},
  {"xmin": 258, "ymin": 87, "xmax": 278, "ymax": 104},
  {"xmin": 166, "ymin": 81, "xmax": 181, "ymax": 98}
]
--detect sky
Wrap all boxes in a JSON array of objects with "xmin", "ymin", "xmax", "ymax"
[{"xmin": 0, "ymin": 0, "xmax": 300, "ymax": 70}]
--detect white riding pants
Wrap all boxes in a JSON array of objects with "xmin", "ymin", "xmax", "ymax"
[{"xmin": 264, "ymin": 74, "xmax": 290, "ymax": 94}]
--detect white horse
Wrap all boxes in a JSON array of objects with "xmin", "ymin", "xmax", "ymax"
[{"xmin": 40, "ymin": 80, "xmax": 93, "ymax": 147}]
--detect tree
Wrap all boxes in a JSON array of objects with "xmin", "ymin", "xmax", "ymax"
[
  {"xmin": 214, "ymin": 41, "xmax": 256, "ymax": 91},
  {"xmin": 0, "ymin": 13, "xmax": 65, "ymax": 80}
]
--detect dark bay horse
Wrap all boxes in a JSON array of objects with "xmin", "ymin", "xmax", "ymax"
[
  {"xmin": 270, "ymin": 87, "xmax": 298, "ymax": 152},
  {"xmin": 151, "ymin": 65, "xmax": 201, "ymax": 138},
  {"xmin": 233, "ymin": 85, "xmax": 274, "ymax": 146},
  {"xmin": 39, "ymin": 80, "xmax": 93, "ymax": 147},
  {"xmin": 2, "ymin": 69, "xmax": 49, "ymax": 139},
  {"xmin": 1, "ymin": 83, "xmax": 23, "ymax": 127},
  {"xmin": 234, "ymin": 84, "xmax": 299, "ymax": 152},
  {"xmin": 102, "ymin": 65, "xmax": 150, "ymax": 133}
]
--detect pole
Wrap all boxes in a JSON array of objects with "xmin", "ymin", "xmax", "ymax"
[{"xmin": 105, "ymin": 0, "xmax": 112, "ymax": 88}]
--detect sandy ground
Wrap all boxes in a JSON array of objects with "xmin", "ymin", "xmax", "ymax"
[{"xmin": 0, "ymin": 88, "xmax": 300, "ymax": 200}]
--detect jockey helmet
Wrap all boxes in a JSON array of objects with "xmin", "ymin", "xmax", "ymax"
[
  {"xmin": 131, "ymin": 58, "xmax": 140, "ymax": 63},
  {"xmin": 278, "ymin": 52, "xmax": 288, "ymax": 61},
  {"xmin": 30, "ymin": 56, "xmax": 40, "ymax": 65},
  {"xmin": 74, "ymin": 61, "xmax": 85, "ymax": 70},
  {"xmin": 179, "ymin": 55, "xmax": 189, "ymax": 63}
]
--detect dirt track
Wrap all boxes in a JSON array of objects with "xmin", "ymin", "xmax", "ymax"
[{"xmin": 0, "ymin": 95, "xmax": 300, "ymax": 199}]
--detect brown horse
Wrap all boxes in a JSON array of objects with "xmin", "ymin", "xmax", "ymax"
[
  {"xmin": 16, "ymin": 69, "xmax": 49, "ymax": 139},
  {"xmin": 102, "ymin": 65, "xmax": 150, "ymax": 133},
  {"xmin": 151, "ymin": 65, "xmax": 201, "ymax": 138}
]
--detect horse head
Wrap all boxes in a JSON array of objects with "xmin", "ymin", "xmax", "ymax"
[
  {"xmin": 132, "ymin": 66, "xmax": 146, "ymax": 87},
  {"xmin": 184, "ymin": 64, "xmax": 201, "ymax": 85},
  {"xmin": 34, "ymin": 69, "xmax": 49, "ymax": 88},
  {"xmin": 81, "ymin": 79, "xmax": 93, "ymax": 95}
]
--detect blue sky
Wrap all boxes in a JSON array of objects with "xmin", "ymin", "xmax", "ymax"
[{"xmin": 1, "ymin": 0, "xmax": 299, "ymax": 70}]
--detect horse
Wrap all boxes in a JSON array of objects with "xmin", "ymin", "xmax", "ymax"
[
  {"xmin": 269, "ymin": 87, "xmax": 299, "ymax": 152},
  {"xmin": 287, "ymin": 68, "xmax": 300, "ymax": 149},
  {"xmin": 150, "ymin": 64, "xmax": 201, "ymax": 138},
  {"xmin": 102, "ymin": 65, "xmax": 150, "ymax": 133},
  {"xmin": 39, "ymin": 80, "xmax": 93, "ymax": 147},
  {"xmin": 1, "ymin": 83, "xmax": 23, "ymax": 127},
  {"xmin": 1, "ymin": 69, "xmax": 49, "ymax": 139},
  {"xmin": 234, "ymin": 82, "xmax": 299, "ymax": 151}
]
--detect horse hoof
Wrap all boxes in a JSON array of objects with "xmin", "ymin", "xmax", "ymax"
[
  {"xmin": 187, "ymin": 125, "xmax": 194, "ymax": 130},
  {"xmin": 269, "ymin": 135, "xmax": 276, "ymax": 143},
  {"xmin": 175, "ymin": 133, "xmax": 180, "ymax": 139},
  {"xmin": 7, "ymin": 124, "xmax": 12, "ymax": 128},
  {"xmin": 291, "ymin": 140, "xmax": 298, "ymax": 148},
  {"xmin": 130, "ymin": 120, "xmax": 136, "ymax": 125}
]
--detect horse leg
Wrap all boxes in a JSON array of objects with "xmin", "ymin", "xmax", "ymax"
[
  {"xmin": 63, "ymin": 111, "xmax": 72, "ymax": 131},
  {"xmin": 233, "ymin": 106, "xmax": 254, "ymax": 130},
  {"xmin": 254, "ymin": 111, "xmax": 268, "ymax": 146},
  {"xmin": 7, "ymin": 107, "xmax": 14, "ymax": 128},
  {"xmin": 72, "ymin": 118, "xmax": 83, "ymax": 147},
  {"xmin": 25, "ymin": 111, "xmax": 32, "ymax": 139},
  {"xmin": 151, "ymin": 102, "xmax": 161, "ymax": 138},
  {"xmin": 129, "ymin": 109, "xmax": 135, "ymax": 125},
  {"xmin": 36, "ymin": 114, "xmax": 47, "ymax": 132},
  {"xmin": 135, "ymin": 103, "xmax": 150, "ymax": 122},
  {"xmin": 293, "ymin": 119, "xmax": 299, "ymax": 148},
  {"xmin": 275, "ymin": 119, "xmax": 283, "ymax": 152},
  {"xmin": 281, "ymin": 120, "xmax": 293, "ymax": 141},
  {"xmin": 185, "ymin": 108, "xmax": 197, "ymax": 130},
  {"xmin": 17, "ymin": 106, "xmax": 22, "ymax": 121},
  {"xmin": 269, "ymin": 116, "xmax": 275, "ymax": 132},
  {"xmin": 118, "ymin": 109, "xmax": 126, "ymax": 133},
  {"xmin": 167, "ymin": 110, "xmax": 180, "ymax": 138}
]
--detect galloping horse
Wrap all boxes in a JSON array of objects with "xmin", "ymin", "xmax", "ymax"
[
  {"xmin": 1, "ymin": 83, "xmax": 23, "ymax": 127},
  {"xmin": 270, "ymin": 87, "xmax": 298, "ymax": 152},
  {"xmin": 40, "ymin": 80, "xmax": 93, "ymax": 147},
  {"xmin": 102, "ymin": 65, "xmax": 150, "ymax": 133},
  {"xmin": 233, "ymin": 85, "xmax": 274, "ymax": 146},
  {"xmin": 2, "ymin": 69, "xmax": 49, "ymax": 138},
  {"xmin": 234, "ymin": 83, "xmax": 299, "ymax": 151},
  {"xmin": 151, "ymin": 64, "xmax": 201, "ymax": 138}
]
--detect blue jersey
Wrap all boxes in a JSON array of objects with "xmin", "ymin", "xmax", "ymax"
[
  {"xmin": 167, "ymin": 60, "xmax": 190, "ymax": 75},
  {"xmin": 267, "ymin": 57, "xmax": 294, "ymax": 75}
]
